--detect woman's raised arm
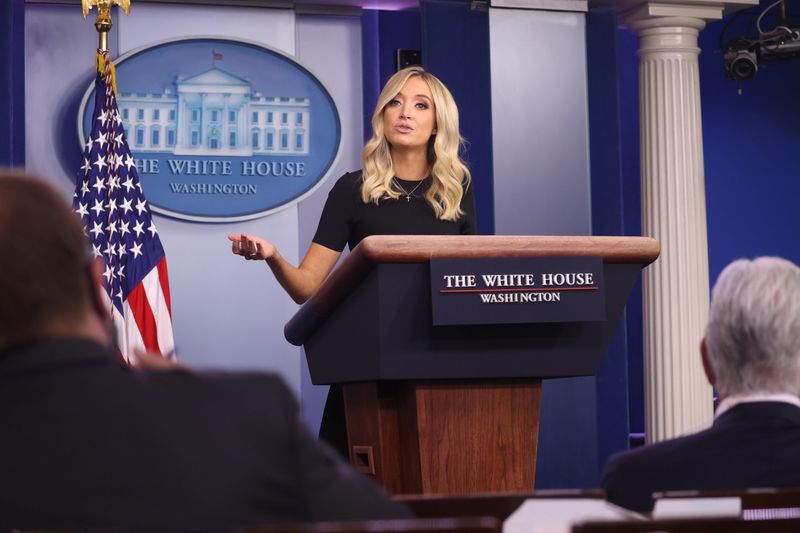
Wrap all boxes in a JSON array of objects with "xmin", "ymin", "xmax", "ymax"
[{"xmin": 229, "ymin": 234, "xmax": 341, "ymax": 304}]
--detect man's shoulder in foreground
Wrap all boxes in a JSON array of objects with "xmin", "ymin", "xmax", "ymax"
[
  {"xmin": 0, "ymin": 340, "xmax": 410, "ymax": 528},
  {"xmin": 132, "ymin": 365, "xmax": 413, "ymax": 524},
  {"xmin": 601, "ymin": 402, "xmax": 800, "ymax": 513}
]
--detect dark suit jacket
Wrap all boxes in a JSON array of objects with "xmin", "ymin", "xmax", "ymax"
[
  {"xmin": 0, "ymin": 338, "xmax": 409, "ymax": 531},
  {"xmin": 601, "ymin": 401, "xmax": 800, "ymax": 513}
]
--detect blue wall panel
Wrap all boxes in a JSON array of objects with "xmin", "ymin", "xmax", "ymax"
[
  {"xmin": 361, "ymin": 9, "xmax": 422, "ymax": 144},
  {"xmin": 616, "ymin": 29, "xmax": 644, "ymax": 442},
  {"xmin": 421, "ymin": 0, "xmax": 494, "ymax": 235},
  {"xmin": 699, "ymin": 9, "xmax": 800, "ymax": 276},
  {"xmin": 586, "ymin": 10, "xmax": 631, "ymax": 476},
  {"xmin": 0, "ymin": 0, "xmax": 25, "ymax": 166}
]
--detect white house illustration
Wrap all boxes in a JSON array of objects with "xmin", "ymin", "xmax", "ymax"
[{"xmin": 118, "ymin": 66, "xmax": 310, "ymax": 157}]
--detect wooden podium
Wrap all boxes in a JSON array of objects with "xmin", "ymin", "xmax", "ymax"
[{"xmin": 285, "ymin": 235, "xmax": 659, "ymax": 496}]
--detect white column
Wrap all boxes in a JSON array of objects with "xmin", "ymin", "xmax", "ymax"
[{"xmin": 630, "ymin": 15, "xmax": 714, "ymax": 442}]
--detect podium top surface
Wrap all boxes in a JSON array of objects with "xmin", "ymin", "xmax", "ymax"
[
  {"xmin": 353, "ymin": 235, "xmax": 660, "ymax": 264},
  {"xmin": 285, "ymin": 235, "xmax": 659, "ymax": 345}
]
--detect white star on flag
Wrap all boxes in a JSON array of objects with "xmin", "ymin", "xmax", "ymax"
[
  {"xmin": 131, "ymin": 241, "xmax": 143, "ymax": 258},
  {"xmin": 90, "ymin": 221, "xmax": 103, "ymax": 238},
  {"xmin": 91, "ymin": 199, "xmax": 104, "ymax": 216},
  {"xmin": 103, "ymin": 264, "xmax": 114, "ymax": 283},
  {"xmin": 94, "ymin": 155, "xmax": 107, "ymax": 172},
  {"xmin": 133, "ymin": 220, "xmax": 144, "ymax": 237}
]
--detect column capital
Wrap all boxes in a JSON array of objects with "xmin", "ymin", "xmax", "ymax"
[
  {"xmin": 628, "ymin": 16, "xmax": 705, "ymax": 35},
  {"xmin": 589, "ymin": 1, "xmax": 759, "ymax": 27}
]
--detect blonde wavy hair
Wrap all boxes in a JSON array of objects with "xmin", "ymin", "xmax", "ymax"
[{"xmin": 361, "ymin": 66, "xmax": 470, "ymax": 221}]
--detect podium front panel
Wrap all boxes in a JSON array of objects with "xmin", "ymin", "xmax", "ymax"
[{"xmin": 305, "ymin": 261, "xmax": 641, "ymax": 385}]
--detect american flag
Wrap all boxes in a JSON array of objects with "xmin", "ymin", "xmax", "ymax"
[{"xmin": 73, "ymin": 50, "xmax": 175, "ymax": 363}]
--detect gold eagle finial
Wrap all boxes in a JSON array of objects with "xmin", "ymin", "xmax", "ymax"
[
  {"xmin": 81, "ymin": 0, "xmax": 131, "ymax": 20},
  {"xmin": 81, "ymin": 0, "xmax": 130, "ymax": 52}
]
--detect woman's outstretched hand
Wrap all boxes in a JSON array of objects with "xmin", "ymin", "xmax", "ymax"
[{"xmin": 228, "ymin": 233, "xmax": 276, "ymax": 261}]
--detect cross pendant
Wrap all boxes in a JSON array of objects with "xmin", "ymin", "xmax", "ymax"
[{"xmin": 405, "ymin": 195, "xmax": 411, "ymax": 202}]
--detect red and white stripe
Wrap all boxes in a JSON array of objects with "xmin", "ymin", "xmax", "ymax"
[{"xmin": 109, "ymin": 258, "xmax": 175, "ymax": 364}]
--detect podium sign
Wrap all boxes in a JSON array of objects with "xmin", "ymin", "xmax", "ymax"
[{"xmin": 430, "ymin": 256, "xmax": 605, "ymax": 326}]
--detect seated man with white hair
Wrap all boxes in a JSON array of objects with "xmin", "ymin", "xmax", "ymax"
[{"xmin": 601, "ymin": 256, "xmax": 800, "ymax": 513}]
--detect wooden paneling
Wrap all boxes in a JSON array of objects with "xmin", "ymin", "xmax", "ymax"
[
  {"xmin": 358, "ymin": 235, "xmax": 660, "ymax": 264},
  {"xmin": 415, "ymin": 381, "xmax": 539, "ymax": 494},
  {"xmin": 343, "ymin": 383, "xmax": 423, "ymax": 494},
  {"xmin": 344, "ymin": 380, "xmax": 540, "ymax": 495}
]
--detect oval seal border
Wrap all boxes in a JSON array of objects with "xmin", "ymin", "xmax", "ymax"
[{"xmin": 77, "ymin": 36, "xmax": 342, "ymax": 223}]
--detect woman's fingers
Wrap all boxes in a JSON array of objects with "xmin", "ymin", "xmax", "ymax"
[
  {"xmin": 230, "ymin": 234, "xmax": 253, "ymax": 257},
  {"xmin": 228, "ymin": 233, "xmax": 246, "ymax": 256},
  {"xmin": 242, "ymin": 236, "xmax": 261, "ymax": 260},
  {"xmin": 229, "ymin": 233, "xmax": 269, "ymax": 260},
  {"xmin": 245, "ymin": 237, "xmax": 258, "ymax": 258}
]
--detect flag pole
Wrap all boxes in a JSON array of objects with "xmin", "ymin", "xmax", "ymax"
[
  {"xmin": 81, "ymin": 0, "xmax": 131, "ymax": 52},
  {"xmin": 74, "ymin": 0, "xmax": 176, "ymax": 363}
]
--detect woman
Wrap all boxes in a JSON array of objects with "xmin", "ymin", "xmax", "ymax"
[{"xmin": 229, "ymin": 66, "xmax": 475, "ymax": 454}]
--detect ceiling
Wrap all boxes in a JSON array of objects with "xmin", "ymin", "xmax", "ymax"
[
  {"xmin": 279, "ymin": 0, "xmax": 760, "ymax": 12},
  {"xmin": 302, "ymin": 0, "xmax": 420, "ymax": 7},
  {"xmin": 28, "ymin": 0, "xmax": 760, "ymax": 15}
]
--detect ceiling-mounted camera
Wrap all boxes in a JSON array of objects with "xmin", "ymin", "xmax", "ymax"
[
  {"xmin": 722, "ymin": 0, "xmax": 800, "ymax": 85},
  {"xmin": 724, "ymin": 29, "xmax": 800, "ymax": 82},
  {"xmin": 724, "ymin": 45, "xmax": 758, "ymax": 81}
]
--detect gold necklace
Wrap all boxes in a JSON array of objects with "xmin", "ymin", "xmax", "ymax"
[{"xmin": 393, "ymin": 178, "xmax": 425, "ymax": 202}]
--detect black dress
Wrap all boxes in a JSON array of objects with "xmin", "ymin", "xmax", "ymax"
[
  {"xmin": 312, "ymin": 170, "xmax": 476, "ymax": 457},
  {"xmin": 313, "ymin": 170, "xmax": 476, "ymax": 252}
]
